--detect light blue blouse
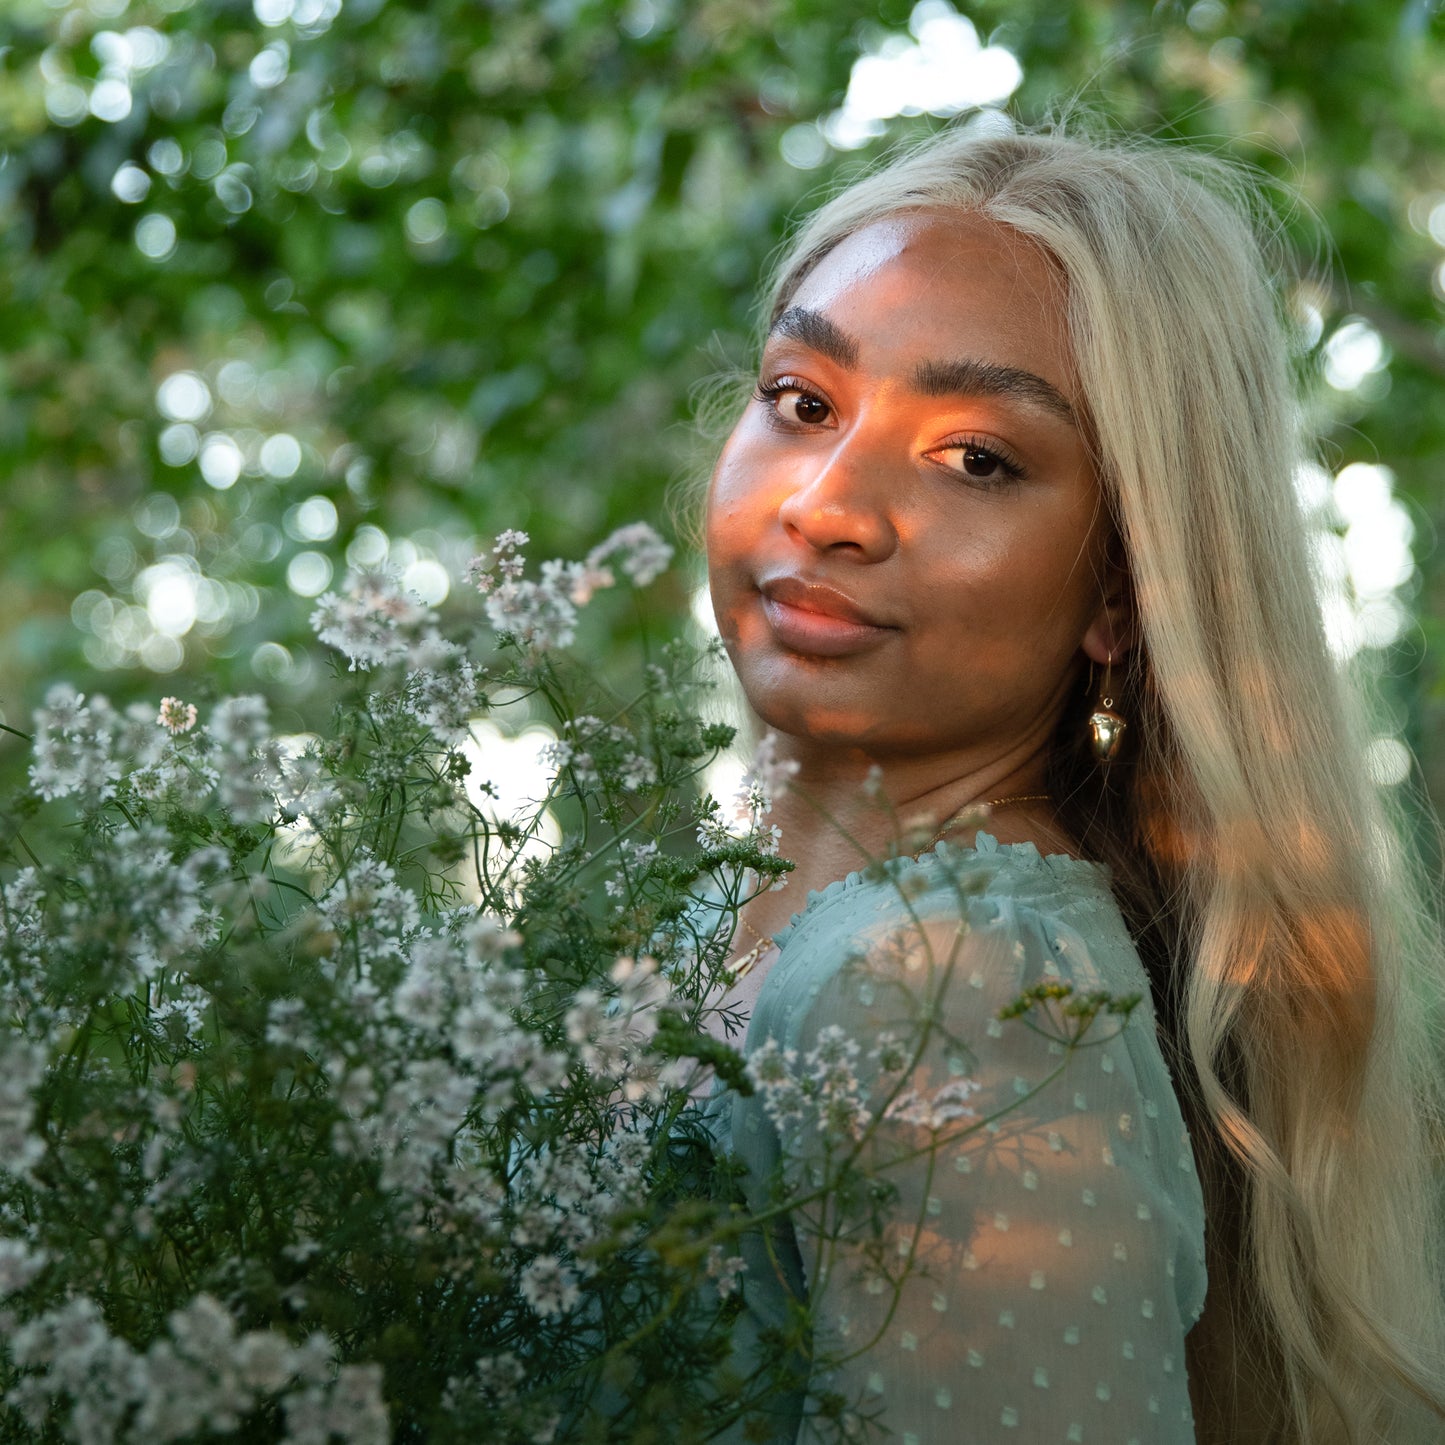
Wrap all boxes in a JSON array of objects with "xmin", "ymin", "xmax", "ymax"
[{"xmin": 701, "ymin": 834, "xmax": 1206, "ymax": 1445}]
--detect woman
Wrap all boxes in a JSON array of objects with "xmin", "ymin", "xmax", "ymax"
[{"xmin": 696, "ymin": 124, "xmax": 1445, "ymax": 1444}]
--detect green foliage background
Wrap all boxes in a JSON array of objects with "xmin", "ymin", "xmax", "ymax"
[{"xmin": 1, "ymin": 0, "xmax": 1444, "ymax": 802}]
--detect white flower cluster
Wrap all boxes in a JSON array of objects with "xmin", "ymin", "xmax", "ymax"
[
  {"xmin": 309, "ymin": 569, "xmax": 438, "ymax": 671},
  {"xmin": 469, "ymin": 522, "xmax": 672, "ymax": 651},
  {"xmin": 29, "ymin": 685, "xmax": 128, "ymax": 804},
  {"xmin": 542, "ymin": 714, "xmax": 658, "ymax": 795},
  {"xmin": 0, "ymin": 867, "xmax": 47, "ymax": 989},
  {"xmin": 314, "ymin": 850, "xmax": 421, "ymax": 977},
  {"xmin": 564, "ymin": 955, "xmax": 688, "ymax": 1104},
  {"xmin": 739, "ymin": 730, "xmax": 799, "ymax": 813},
  {"xmin": 746, "ymin": 1021, "xmax": 983, "ymax": 1150},
  {"xmin": 443, "ymin": 1352, "xmax": 558, "ymax": 1441},
  {"xmin": 0, "ymin": 1034, "xmax": 49, "ymax": 1180},
  {"xmin": 518, "ymin": 1253, "xmax": 581, "ymax": 1319},
  {"xmin": 210, "ymin": 695, "xmax": 286, "ymax": 823},
  {"xmin": 28, "ymin": 687, "xmax": 302, "ymax": 827},
  {"xmin": 695, "ymin": 730, "xmax": 796, "ymax": 865},
  {"xmin": 5, "ymin": 520, "xmax": 803, "ymax": 1437},
  {"xmin": 343, "ymin": 1056, "xmax": 480, "ymax": 1196},
  {"xmin": 403, "ymin": 640, "xmax": 483, "ymax": 746},
  {"xmin": 705, "ymin": 1244, "xmax": 747, "ymax": 1300},
  {"xmin": 62, "ymin": 830, "xmax": 226, "ymax": 987},
  {"xmin": 313, "ymin": 894, "xmax": 577, "ymax": 1215},
  {"xmin": 507, "ymin": 1128, "xmax": 653, "ymax": 1322},
  {"xmin": 47, "ymin": 832, "xmax": 228, "ymax": 1011},
  {"xmin": 0, "ymin": 1237, "xmax": 48, "ymax": 1299},
  {"xmin": 6, "ymin": 1293, "xmax": 386, "ymax": 1445},
  {"xmin": 581, "ymin": 521, "xmax": 674, "ymax": 589},
  {"xmin": 882, "ymin": 1076, "xmax": 982, "ymax": 1131},
  {"xmin": 745, "ymin": 1026, "xmax": 873, "ymax": 1143}
]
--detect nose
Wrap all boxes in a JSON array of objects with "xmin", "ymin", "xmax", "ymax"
[{"xmin": 775, "ymin": 430, "xmax": 898, "ymax": 561}]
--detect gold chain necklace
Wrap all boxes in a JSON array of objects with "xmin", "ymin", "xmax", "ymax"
[{"xmin": 726, "ymin": 792, "xmax": 1052, "ymax": 981}]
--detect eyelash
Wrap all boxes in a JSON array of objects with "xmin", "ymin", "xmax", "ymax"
[
  {"xmin": 936, "ymin": 432, "xmax": 1027, "ymax": 486},
  {"xmin": 753, "ymin": 376, "xmax": 827, "ymax": 424},
  {"xmin": 753, "ymin": 376, "xmax": 1028, "ymax": 486}
]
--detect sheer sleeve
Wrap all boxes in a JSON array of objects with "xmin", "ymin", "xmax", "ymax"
[{"xmin": 772, "ymin": 881, "xmax": 1206, "ymax": 1445}]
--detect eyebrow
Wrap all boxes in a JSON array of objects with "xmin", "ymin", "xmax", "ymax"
[
  {"xmin": 769, "ymin": 306, "xmax": 859, "ymax": 369},
  {"xmin": 767, "ymin": 305, "xmax": 1077, "ymax": 427}
]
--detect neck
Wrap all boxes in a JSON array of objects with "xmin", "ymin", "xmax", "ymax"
[{"xmin": 739, "ymin": 715, "xmax": 1072, "ymax": 938}]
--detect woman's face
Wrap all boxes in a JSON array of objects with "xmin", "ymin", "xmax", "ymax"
[{"xmin": 706, "ymin": 211, "xmax": 1125, "ymax": 760}]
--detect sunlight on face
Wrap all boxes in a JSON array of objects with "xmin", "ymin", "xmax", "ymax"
[{"xmin": 705, "ymin": 212, "xmax": 1123, "ymax": 764}]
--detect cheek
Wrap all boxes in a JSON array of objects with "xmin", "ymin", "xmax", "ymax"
[
  {"xmin": 918, "ymin": 508, "xmax": 1105, "ymax": 643},
  {"xmin": 704, "ymin": 448, "xmax": 753, "ymax": 616},
  {"xmin": 704, "ymin": 434, "xmax": 766, "ymax": 552}
]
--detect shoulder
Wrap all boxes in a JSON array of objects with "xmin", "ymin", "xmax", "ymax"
[
  {"xmin": 758, "ymin": 834, "xmax": 1142, "ymax": 1028},
  {"xmin": 754, "ymin": 837, "xmax": 1209, "ymax": 1330}
]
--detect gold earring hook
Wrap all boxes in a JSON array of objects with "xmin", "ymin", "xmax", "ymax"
[{"xmin": 1087, "ymin": 651, "xmax": 1127, "ymax": 764}]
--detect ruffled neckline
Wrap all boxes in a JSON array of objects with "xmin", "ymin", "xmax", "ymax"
[{"xmin": 768, "ymin": 831, "xmax": 1106, "ymax": 950}]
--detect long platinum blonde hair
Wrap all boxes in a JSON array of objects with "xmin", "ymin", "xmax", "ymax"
[{"xmin": 754, "ymin": 124, "xmax": 1445, "ymax": 1443}]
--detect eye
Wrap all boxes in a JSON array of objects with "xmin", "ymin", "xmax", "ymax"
[
  {"xmin": 755, "ymin": 378, "xmax": 833, "ymax": 427},
  {"xmin": 930, "ymin": 437, "xmax": 1026, "ymax": 486}
]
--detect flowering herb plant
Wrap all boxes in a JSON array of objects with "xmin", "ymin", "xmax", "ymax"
[{"xmin": 0, "ymin": 525, "xmax": 1136, "ymax": 1444}]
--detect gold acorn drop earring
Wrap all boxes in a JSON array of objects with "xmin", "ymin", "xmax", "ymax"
[{"xmin": 1087, "ymin": 654, "xmax": 1128, "ymax": 764}]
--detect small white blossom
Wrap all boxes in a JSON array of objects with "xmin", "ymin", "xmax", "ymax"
[
  {"xmin": 584, "ymin": 521, "xmax": 673, "ymax": 587},
  {"xmin": 156, "ymin": 697, "xmax": 198, "ymax": 735},
  {"xmin": 741, "ymin": 730, "xmax": 800, "ymax": 808},
  {"xmin": 485, "ymin": 571, "xmax": 579, "ymax": 650},
  {"xmin": 868, "ymin": 1031, "xmax": 910, "ymax": 1075},
  {"xmin": 311, "ymin": 570, "xmax": 436, "ymax": 670},
  {"xmin": 0, "ymin": 1238, "xmax": 47, "ymax": 1299},
  {"xmin": 0, "ymin": 867, "xmax": 47, "ymax": 986},
  {"xmin": 883, "ymin": 1077, "xmax": 982, "ymax": 1131},
  {"xmin": 564, "ymin": 955, "xmax": 674, "ymax": 1100},
  {"xmin": 405, "ymin": 657, "xmax": 481, "ymax": 744},
  {"xmin": 518, "ymin": 1254, "xmax": 581, "ymax": 1318},
  {"xmin": 745, "ymin": 1038, "xmax": 807, "ymax": 1135},
  {"xmin": 0, "ymin": 1036, "xmax": 50, "ymax": 1180},
  {"xmin": 209, "ymin": 695, "xmax": 270, "ymax": 755},
  {"xmin": 315, "ymin": 852, "xmax": 421, "ymax": 971},
  {"xmin": 618, "ymin": 752, "xmax": 657, "ymax": 791},
  {"xmin": 234, "ymin": 1330, "xmax": 294, "ymax": 1394},
  {"xmin": 705, "ymin": 1245, "xmax": 747, "ymax": 1299},
  {"xmin": 460, "ymin": 910, "xmax": 522, "ymax": 964},
  {"xmin": 29, "ymin": 685, "xmax": 122, "ymax": 804}
]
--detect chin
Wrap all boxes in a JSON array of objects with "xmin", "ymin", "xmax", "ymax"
[{"xmin": 737, "ymin": 676, "xmax": 940, "ymax": 756}]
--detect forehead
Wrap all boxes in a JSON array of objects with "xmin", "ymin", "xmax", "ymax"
[{"xmin": 783, "ymin": 211, "xmax": 1075, "ymax": 397}]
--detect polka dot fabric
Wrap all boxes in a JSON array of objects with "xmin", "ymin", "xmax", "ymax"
[{"xmin": 705, "ymin": 836, "xmax": 1206, "ymax": 1444}]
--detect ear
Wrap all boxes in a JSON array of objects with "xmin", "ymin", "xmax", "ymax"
[{"xmin": 1080, "ymin": 550, "xmax": 1135, "ymax": 666}]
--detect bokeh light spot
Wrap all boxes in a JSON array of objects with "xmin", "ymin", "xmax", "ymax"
[
  {"xmin": 405, "ymin": 198, "xmax": 448, "ymax": 246},
  {"xmin": 90, "ymin": 78, "xmax": 133, "ymax": 122},
  {"xmin": 159, "ymin": 423, "xmax": 200, "ymax": 465},
  {"xmin": 286, "ymin": 495, "xmax": 339, "ymax": 542},
  {"xmin": 403, "ymin": 558, "xmax": 450, "ymax": 606},
  {"xmin": 199, "ymin": 434, "xmax": 244, "ymax": 489},
  {"xmin": 157, "ymin": 371, "xmax": 213, "ymax": 423},
  {"xmin": 111, "ymin": 163, "xmax": 151, "ymax": 203},
  {"xmin": 140, "ymin": 561, "xmax": 199, "ymax": 636},
  {"xmin": 250, "ymin": 41, "xmax": 290, "ymax": 88},
  {"xmin": 287, "ymin": 551, "xmax": 334, "ymax": 596},
  {"xmin": 346, "ymin": 525, "xmax": 390, "ymax": 568},
  {"xmin": 823, "ymin": 2, "xmax": 1022, "ymax": 151},
  {"xmin": 260, "ymin": 433, "xmax": 303, "ymax": 477},
  {"xmin": 135, "ymin": 214, "xmax": 178, "ymax": 259},
  {"xmin": 1322, "ymin": 318, "xmax": 1387, "ymax": 391}
]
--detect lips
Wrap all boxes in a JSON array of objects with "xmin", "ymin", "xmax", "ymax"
[{"xmin": 757, "ymin": 575, "xmax": 898, "ymax": 657}]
